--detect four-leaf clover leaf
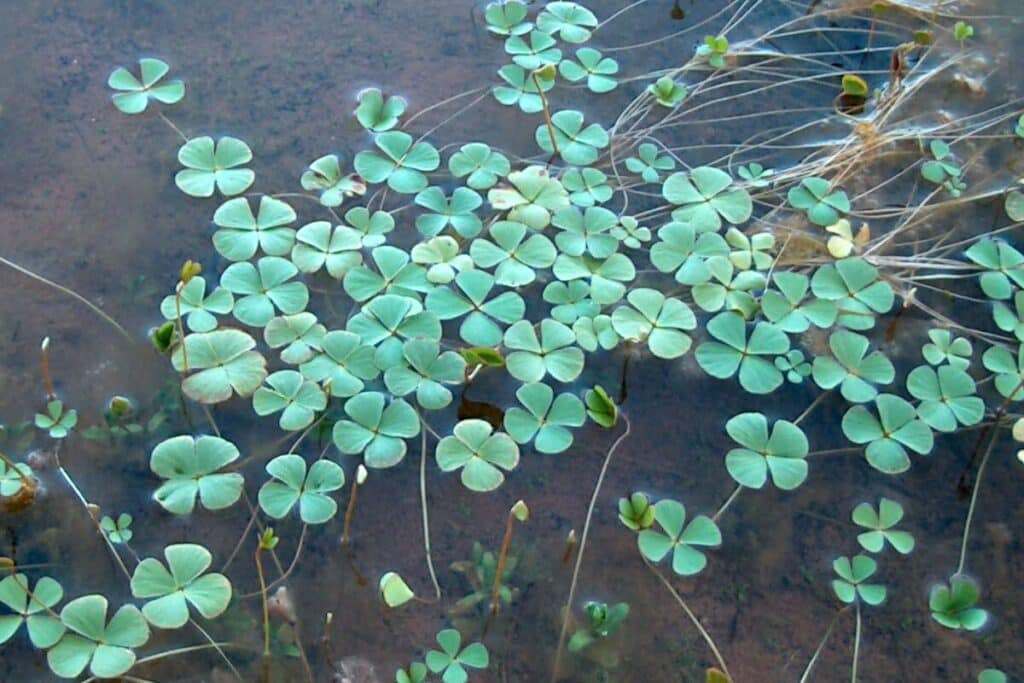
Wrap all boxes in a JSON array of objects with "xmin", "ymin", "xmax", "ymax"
[
  {"xmin": 130, "ymin": 544, "xmax": 231, "ymax": 629},
  {"xmin": 258, "ymin": 454, "xmax": 346, "ymax": 524},
  {"xmin": 47, "ymin": 595, "xmax": 149, "ymax": 679},
  {"xmin": 851, "ymin": 498, "xmax": 915, "ymax": 554},
  {"xmin": 504, "ymin": 382, "xmax": 585, "ymax": 454},
  {"xmin": 107, "ymin": 58, "xmax": 184, "ymax": 114},
  {"xmin": 663, "ymin": 167, "xmax": 752, "ymax": 232},
  {"xmin": 842, "ymin": 394, "xmax": 934, "ymax": 474},
  {"xmin": 638, "ymin": 499, "xmax": 721, "ymax": 576},
  {"xmin": 0, "ymin": 574, "xmax": 65, "ymax": 648},
  {"xmin": 436, "ymin": 420, "xmax": 520, "ymax": 492},
  {"xmin": 175, "ymin": 136, "xmax": 254, "ymax": 197},
  {"xmin": 332, "ymin": 392, "xmax": 420, "ymax": 468},
  {"xmin": 150, "ymin": 435, "xmax": 245, "ymax": 515},
  {"xmin": 535, "ymin": 110, "xmax": 610, "ymax": 166},
  {"xmin": 724, "ymin": 412, "xmax": 809, "ymax": 490},
  {"xmin": 831, "ymin": 555, "xmax": 886, "ymax": 605},
  {"xmin": 425, "ymin": 628, "xmax": 489, "ymax": 683}
]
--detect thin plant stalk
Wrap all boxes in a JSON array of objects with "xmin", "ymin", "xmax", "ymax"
[
  {"xmin": 419, "ymin": 425, "xmax": 441, "ymax": 601},
  {"xmin": 561, "ymin": 529, "xmax": 577, "ymax": 565},
  {"xmin": 551, "ymin": 415, "xmax": 632, "ymax": 682},
  {"xmin": 0, "ymin": 256, "xmax": 133, "ymax": 342},
  {"xmin": 340, "ymin": 474, "xmax": 362, "ymax": 546},
  {"xmin": 798, "ymin": 607, "xmax": 848, "ymax": 683},
  {"xmin": 175, "ymin": 281, "xmax": 189, "ymax": 373},
  {"xmin": 490, "ymin": 503, "xmax": 526, "ymax": 616},
  {"xmin": 40, "ymin": 337, "xmax": 55, "ymax": 401},
  {"xmin": 255, "ymin": 541, "xmax": 272, "ymax": 681},
  {"xmin": 643, "ymin": 556, "xmax": 732, "ymax": 680},
  {"xmin": 532, "ymin": 72, "xmax": 560, "ymax": 158},
  {"xmin": 851, "ymin": 603, "xmax": 862, "ymax": 683},
  {"xmin": 956, "ymin": 413, "xmax": 1005, "ymax": 575}
]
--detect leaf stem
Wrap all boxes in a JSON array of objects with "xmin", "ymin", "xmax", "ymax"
[
  {"xmin": 956, "ymin": 413, "xmax": 1004, "ymax": 575},
  {"xmin": 419, "ymin": 423, "xmax": 441, "ymax": 601},
  {"xmin": 712, "ymin": 484, "xmax": 743, "ymax": 523},
  {"xmin": 39, "ymin": 337, "xmax": 55, "ymax": 401},
  {"xmin": 532, "ymin": 73, "xmax": 560, "ymax": 158},
  {"xmin": 851, "ymin": 603, "xmax": 861, "ymax": 683},
  {"xmin": 551, "ymin": 414, "xmax": 631, "ymax": 683},
  {"xmin": 490, "ymin": 506, "xmax": 519, "ymax": 615},
  {"xmin": 643, "ymin": 556, "xmax": 732, "ymax": 680}
]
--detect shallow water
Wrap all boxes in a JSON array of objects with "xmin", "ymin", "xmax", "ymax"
[{"xmin": 1, "ymin": 1, "xmax": 1023, "ymax": 681}]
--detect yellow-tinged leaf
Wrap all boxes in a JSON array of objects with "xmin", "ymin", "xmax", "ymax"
[{"xmin": 706, "ymin": 667, "xmax": 731, "ymax": 683}]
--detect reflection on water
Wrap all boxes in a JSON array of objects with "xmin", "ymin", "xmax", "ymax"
[{"xmin": 1, "ymin": 0, "xmax": 1023, "ymax": 681}]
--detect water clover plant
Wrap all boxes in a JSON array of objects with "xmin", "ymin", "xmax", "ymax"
[
  {"xmin": 552, "ymin": 252, "xmax": 636, "ymax": 304},
  {"xmin": 618, "ymin": 492, "xmax": 655, "ymax": 531},
  {"xmin": 107, "ymin": 57, "xmax": 184, "ymax": 114},
  {"xmin": 484, "ymin": 0, "xmax": 531, "ymax": 36},
  {"xmin": 981, "ymin": 344, "xmax": 1024, "ymax": 399},
  {"xmin": 625, "ymin": 142, "xmax": 675, "ymax": 183},
  {"xmin": 343, "ymin": 245, "xmax": 431, "ymax": 303},
  {"xmin": 648, "ymin": 76, "xmax": 688, "ymax": 107},
  {"xmin": 414, "ymin": 186, "xmax": 483, "ymax": 238},
  {"xmin": 470, "ymin": 221, "xmax": 557, "ymax": 286},
  {"xmin": 787, "ymin": 177, "xmax": 851, "ymax": 226},
  {"xmin": 355, "ymin": 87, "xmax": 406, "ymax": 132},
  {"xmin": 0, "ymin": 574, "xmax": 64, "ymax": 648},
  {"xmin": 573, "ymin": 314, "xmax": 620, "ymax": 352},
  {"xmin": 535, "ymin": 110, "xmax": 609, "ymax": 166},
  {"xmin": 425, "ymin": 628, "xmax": 489, "ymax": 683},
  {"xmin": 776, "ymin": 349, "xmax": 812, "ymax": 383},
  {"xmin": 299, "ymin": 330, "xmax": 378, "ymax": 397},
  {"xmin": 412, "ymin": 236, "xmax": 475, "ymax": 285},
  {"xmin": 258, "ymin": 454, "xmax": 345, "ymax": 524},
  {"xmin": 921, "ymin": 140, "xmax": 965, "ymax": 196},
  {"xmin": 929, "ymin": 575, "xmax": 988, "ymax": 631},
  {"xmin": 488, "ymin": 165, "xmax": 569, "ymax": 229},
  {"xmin": 252, "ymin": 370, "xmax": 327, "ymax": 431},
  {"xmin": 503, "ymin": 319, "xmax": 584, "ymax": 383},
  {"xmin": 380, "ymin": 572, "xmax": 416, "ymax": 608},
  {"xmin": 841, "ymin": 394, "xmax": 934, "ymax": 474},
  {"xmin": 724, "ymin": 412, "xmax": 809, "ymax": 490},
  {"xmin": 174, "ymin": 136, "xmax": 254, "ymax": 198},
  {"xmin": 761, "ymin": 272, "xmax": 837, "ymax": 332},
  {"xmin": 831, "ymin": 555, "xmax": 886, "ymax": 605},
  {"xmin": 354, "ymin": 131, "xmax": 440, "ymax": 194},
  {"xmin": 220, "ymin": 257, "xmax": 308, "ymax": 327},
  {"xmin": 300, "ymin": 154, "xmax": 366, "ymax": 208},
  {"xmin": 922, "ymin": 329, "xmax": 972, "ymax": 369},
  {"xmin": 47, "ymin": 595, "xmax": 149, "ymax": 679},
  {"xmin": 448, "ymin": 143, "xmax": 511, "ymax": 190},
  {"xmin": 696, "ymin": 35, "xmax": 730, "ymax": 69},
  {"xmin": 397, "ymin": 662, "xmax": 429, "ymax": 683},
  {"xmin": 993, "ymin": 290, "xmax": 1024, "ymax": 341},
  {"xmin": 569, "ymin": 601, "xmax": 629, "ymax": 653},
  {"xmin": 436, "ymin": 419, "xmax": 520, "ymax": 492},
  {"xmin": 663, "ymin": 167, "xmax": 752, "ymax": 231},
  {"xmin": 505, "ymin": 30, "xmax": 562, "ymax": 70},
  {"xmin": 384, "ymin": 340, "xmax": 467, "ymax": 411},
  {"xmin": 537, "ymin": 1, "xmax": 598, "ymax": 43},
  {"xmin": 562, "ymin": 167, "xmax": 612, "ymax": 207},
  {"xmin": 160, "ymin": 276, "xmax": 233, "ymax": 333},
  {"xmin": 149, "ymin": 435, "xmax": 244, "ymax": 515},
  {"xmin": 905, "ymin": 365, "xmax": 984, "ymax": 432},
  {"xmin": 559, "ymin": 47, "xmax": 618, "ymax": 93},
  {"xmin": 503, "ymin": 382, "xmax": 585, "ymax": 454},
  {"xmin": 692, "ymin": 257, "xmax": 765, "ymax": 316},
  {"xmin": 332, "ymin": 392, "xmax": 420, "ymax": 468},
  {"xmin": 979, "ymin": 671, "xmax": 1007, "ymax": 683},
  {"xmin": 492, "ymin": 64, "xmax": 555, "ymax": 114},
  {"xmin": 552, "ymin": 206, "xmax": 619, "ymax": 258},
  {"xmin": 584, "ymin": 385, "xmax": 617, "ymax": 428},
  {"xmin": 172, "ymin": 329, "xmax": 268, "ymax": 403},
  {"xmin": 851, "ymin": 498, "xmax": 915, "ymax": 554},
  {"xmin": 544, "ymin": 280, "xmax": 598, "ymax": 324},
  {"xmin": 695, "ymin": 312, "xmax": 790, "ymax": 394},
  {"xmin": 610, "ymin": 216, "xmax": 651, "ymax": 249},
  {"xmin": 425, "ymin": 270, "xmax": 525, "ymax": 346},
  {"xmin": 212, "ymin": 196, "xmax": 296, "ymax": 261},
  {"xmin": 737, "ymin": 162, "xmax": 773, "ymax": 187},
  {"xmin": 964, "ymin": 238, "xmax": 1024, "ymax": 300},
  {"xmin": 811, "ymin": 330, "xmax": 895, "ymax": 403},
  {"xmin": 610, "ymin": 288, "xmax": 696, "ymax": 359},
  {"xmin": 100, "ymin": 513, "xmax": 134, "ymax": 544},
  {"xmin": 650, "ymin": 222, "xmax": 729, "ymax": 284},
  {"xmin": 810, "ymin": 257, "xmax": 894, "ymax": 330},
  {"xmin": 346, "ymin": 295, "xmax": 441, "ymax": 369},
  {"xmin": 263, "ymin": 312, "xmax": 326, "ymax": 364},
  {"xmin": 129, "ymin": 543, "xmax": 231, "ymax": 629},
  {"xmin": 638, "ymin": 499, "xmax": 721, "ymax": 576},
  {"xmin": 35, "ymin": 400, "xmax": 77, "ymax": 439}
]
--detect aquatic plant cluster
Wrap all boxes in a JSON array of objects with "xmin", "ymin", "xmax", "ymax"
[{"xmin": 1, "ymin": 0, "xmax": 1022, "ymax": 680}]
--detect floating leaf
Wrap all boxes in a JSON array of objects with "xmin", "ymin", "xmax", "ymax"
[
  {"xmin": 172, "ymin": 329, "xmax": 268, "ymax": 403},
  {"xmin": 930, "ymin": 575, "xmax": 988, "ymax": 631},
  {"xmin": 638, "ymin": 500, "xmax": 721, "ymax": 576},
  {"xmin": 160, "ymin": 276, "xmax": 233, "ymax": 333},
  {"xmin": 811, "ymin": 330, "xmax": 894, "ymax": 403},
  {"xmin": 559, "ymin": 47, "xmax": 618, "ymax": 93},
  {"xmin": 504, "ymin": 383, "xmax": 585, "ymax": 454},
  {"xmin": 175, "ymin": 136, "xmax": 254, "ymax": 197},
  {"xmin": 355, "ymin": 87, "xmax": 406, "ymax": 132},
  {"xmin": 852, "ymin": 498, "xmax": 915, "ymax": 554},
  {"xmin": 449, "ymin": 143, "xmax": 511, "ymax": 190},
  {"xmin": 130, "ymin": 544, "xmax": 231, "ymax": 629},
  {"xmin": 300, "ymin": 154, "xmax": 366, "ymax": 208},
  {"xmin": 332, "ymin": 392, "xmax": 420, "ymax": 468},
  {"xmin": 213, "ymin": 196, "xmax": 296, "ymax": 261},
  {"xmin": 535, "ymin": 110, "xmax": 609, "ymax": 166},
  {"xmin": 724, "ymin": 412, "xmax": 809, "ymax": 490},
  {"xmin": 253, "ymin": 370, "xmax": 327, "ymax": 431},
  {"xmin": 696, "ymin": 312, "xmax": 789, "ymax": 394},
  {"xmin": 380, "ymin": 572, "xmax": 416, "ymax": 608},
  {"xmin": 220, "ymin": 257, "xmax": 308, "ymax": 327},
  {"xmin": 0, "ymin": 574, "xmax": 65, "ymax": 648},
  {"xmin": 107, "ymin": 58, "xmax": 184, "ymax": 114},
  {"xmin": 425, "ymin": 628, "xmax": 489, "ymax": 683},
  {"xmin": 354, "ymin": 131, "xmax": 440, "ymax": 194},
  {"xmin": 35, "ymin": 400, "xmax": 77, "ymax": 439},
  {"xmin": 258, "ymin": 454, "xmax": 345, "ymax": 524},
  {"xmin": 906, "ymin": 365, "xmax": 983, "ymax": 432},
  {"xmin": 663, "ymin": 167, "xmax": 751, "ymax": 232},
  {"xmin": 150, "ymin": 435, "xmax": 244, "ymax": 515},
  {"xmin": 788, "ymin": 177, "xmax": 850, "ymax": 227},
  {"xmin": 384, "ymin": 339, "xmax": 467, "ymax": 411},
  {"xmin": 47, "ymin": 595, "xmax": 149, "ymax": 679},
  {"xmin": 436, "ymin": 419, "xmax": 520, "ymax": 492},
  {"xmin": 504, "ymin": 319, "xmax": 584, "ymax": 383},
  {"xmin": 842, "ymin": 394, "xmax": 934, "ymax": 474},
  {"xmin": 831, "ymin": 555, "xmax": 886, "ymax": 605},
  {"xmin": 611, "ymin": 288, "xmax": 696, "ymax": 359},
  {"xmin": 425, "ymin": 270, "xmax": 524, "ymax": 346},
  {"xmin": 536, "ymin": 1, "xmax": 598, "ymax": 43}
]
